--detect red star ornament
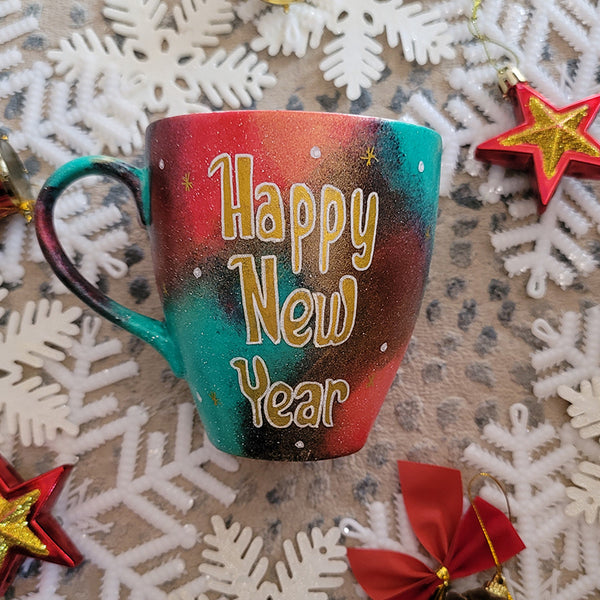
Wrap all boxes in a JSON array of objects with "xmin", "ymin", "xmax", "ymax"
[
  {"xmin": 475, "ymin": 81, "xmax": 600, "ymax": 212},
  {"xmin": 0, "ymin": 454, "xmax": 83, "ymax": 595}
]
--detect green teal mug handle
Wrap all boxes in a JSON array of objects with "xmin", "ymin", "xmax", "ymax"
[{"xmin": 34, "ymin": 156, "xmax": 185, "ymax": 377}]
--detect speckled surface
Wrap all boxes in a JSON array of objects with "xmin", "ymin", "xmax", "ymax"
[{"xmin": 3, "ymin": 1, "xmax": 600, "ymax": 598}]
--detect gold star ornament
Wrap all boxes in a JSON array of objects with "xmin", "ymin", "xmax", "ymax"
[
  {"xmin": 476, "ymin": 81, "xmax": 600, "ymax": 211},
  {"xmin": 0, "ymin": 489, "xmax": 48, "ymax": 564},
  {"xmin": 0, "ymin": 455, "xmax": 83, "ymax": 595}
]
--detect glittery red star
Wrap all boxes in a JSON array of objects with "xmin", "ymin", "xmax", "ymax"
[
  {"xmin": 476, "ymin": 82, "xmax": 600, "ymax": 211},
  {"xmin": 0, "ymin": 454, "xmax": 83, "ymax": 595}
]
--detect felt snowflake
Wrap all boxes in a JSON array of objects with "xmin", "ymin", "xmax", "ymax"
[
  {"xmin": 50, "ymin": 0, "xmax": 276, "ymax": 124},
  {"xmin": 0, "ymin": 294, "xmax": 81, "ymax": 447},
  {"xmin": 239, "ymin": 0, "xmax": 455, "ymax": 101},
  {"xmin": 462, "ymin": 403, "xmax": 600, "ymax": 600},
  {"xmin": 56, "ymin": 403, "xmax": 239, "ymax": 599},
  {"xmin": 402, "ymin": 0, "xmax": 600, "ymax": 298},
  {"xmin": 0, "ymin": 3, "xmax": 144, "ymax": 163},
  {"xmin": 339, "ymin": 489, "xmax": 438, "ymax": 597},
  {"xmin": 0, "ymin": 306, "xmax": 241, "ymax": 599},
  {"xmin": 0, "ymin": 0, "xmax": 141, "ymax": 292},
  {"xmin": 0, "ymin": 185, "xmax": 130, "ymax": 293},
  {"xmin": 25, "ymin": 402, "xmax": 239, "ymax": 599},
  {"xmin": 339, "ymin": 495, "xmax": 433, "ymax": 565},
  {"xmin": 196, "ymin": 515, "xmax": 347, "ymax": 600},
  {"xmin": 531, "ymin": 305, "xmax": 600, "ymax": 400},
  {"xmin": 0, "ymin": 0, "xmax": 39, "ymax": 71},
  {"xmin": 42, "ymin": 315, "xmax": 140, "ymax": 463},
  {"xmin": 489, "ymin": 179, "xmax": 600, "ymax": 299},
  {"xmin": 0, "ymin": 1, "xmax": 132, "ymax": 293}
]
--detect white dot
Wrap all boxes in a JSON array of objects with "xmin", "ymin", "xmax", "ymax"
[
  {"xmin": 195, "ymin": 391, "xmax": 202, "ymax": 403},
  {"xmin": 295, "ymin": 440, "xmax": 305, "ymax": 448},
  {"xmin": 310, "ymin": 146, "xmax": 321, "ymax": 159},
  {"xmin": 418, "ymin": 161, "xmax": 425, "ymax": 173},
  {"xmin": 159, "ymin": 158, "xmax": 165, "ymax": 170},
  {"xmin": 380, "ymin": 342, "xmax": 388, "ymax": 352},
  {"xmin": 193, "ymin": 267, "xmax": 202, "ymax": 278}
]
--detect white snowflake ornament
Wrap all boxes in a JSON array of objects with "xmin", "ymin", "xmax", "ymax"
[
  {"xmin": 531, "ymin": 306, "xmax": 600, "ymax": 400},
  {"xmin": 0, "ymin": 1, "xmax": 145, "ymax": 164},
  {"xmin": 402, "ymin": 0, "xmax": 600, "ymax": 299},
  {"xmin": 565, "ymin": 460, "xmax": 600, "ymax": 525},
  {"xmin": 490, "ymin": 179, "xmax": 599, "ymax": 299},
  {"xmin": 558, "ymin": 377, "xmax": 600, "ymax": 441},
  {"xmin": 461, "ymin": 403, "xmax": 600, "ymax": 600},
  {"xmin": 340, "ymin": 496, "xmax": 434, "ymax": 565},
  {"xmin": 58, "ymin": 403, "xmax": 238, "ymax": 599},
  {"xmin": 0, "ymin": 298, "xmax": 82, "ymax": 446},
  {"xmin": 199, "ymin": 515, "xmax": 347, "ymax": 600},
  {"xmin": 245, "ymin": 0, "xmax": 455, "ymax": 100},
  {"xmin": 50, "ymin": 0, "xmax": 276, "ymax": 120}
]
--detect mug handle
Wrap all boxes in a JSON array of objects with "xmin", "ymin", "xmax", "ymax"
[{"xmin": 35, "ymin": 156, "xmax": 185, "ymax": 377}]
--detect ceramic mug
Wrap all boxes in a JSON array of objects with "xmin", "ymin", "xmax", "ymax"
[{"xmin": 35, "ymin": 111, "xmax": 441, "ymax": 461}]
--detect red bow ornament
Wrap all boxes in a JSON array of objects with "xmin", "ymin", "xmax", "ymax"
[{"xmin": 346, "ymin": 462, "xmax": 525, "ymax": 600}]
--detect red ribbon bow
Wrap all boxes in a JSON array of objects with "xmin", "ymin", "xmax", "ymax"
[{"xmin": 347, "ymin": 462, "xmax": 525, "ymax": 600}]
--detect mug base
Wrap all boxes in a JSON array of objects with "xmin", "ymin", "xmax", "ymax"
[{"xmin": 208, "ymin": 433, "xmax": 367, "ymax": 462}]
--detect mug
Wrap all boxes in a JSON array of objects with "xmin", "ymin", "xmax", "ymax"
[{"xmin": 35, "ymin": 111, "xmax": 441, "ymax": 461}]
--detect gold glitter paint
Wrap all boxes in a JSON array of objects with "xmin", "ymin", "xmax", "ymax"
[
  {"xmin": 181, "ymin": 172, "xmax": 193, "ymax": 191},
  {"xmin": 0, "ymin": 489, "xmax": 48, "ymax": 564},
  {"xmin": 360, "ymin": 146, "xmax": 378, "ymax": 166},
  {"xmin": 500, "ymin": 96, "xmax": 600, "ymax": 178}
]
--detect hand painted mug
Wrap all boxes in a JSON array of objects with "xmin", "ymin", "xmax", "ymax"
[{"xmin": 35, "ymin": 111, "xmax": 441, "ymax": 461}]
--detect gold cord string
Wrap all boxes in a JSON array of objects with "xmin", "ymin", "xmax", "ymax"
[
  {"xmin": 469, "ymin": 0, "xmax": 520, "ymax": 73},
  {"xmin": 467, "ymin": 473, "xmax": 515, "ymax": 600},
  {"xmin": 467, "ymin": 472, "xmax": 511, "ymax": 573}
]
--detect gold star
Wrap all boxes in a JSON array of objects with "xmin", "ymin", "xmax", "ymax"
[
  {"xmin": 182, "ymin": 172, "xmax": 193, "ymax": 191},
  {"xmin": 209, "ymin": 391, "xmax": 220, "ymax": 406},
  {"xmin": 500, "ymin": 97, "xmax": 600, "ymax": 178},
  {"xmin": 360, "ymin": 147, "xmax": 379, "ymax": 166},
  {"xmin": 0, "ymin": 489, "xmax": 48, "ymax": 565}
]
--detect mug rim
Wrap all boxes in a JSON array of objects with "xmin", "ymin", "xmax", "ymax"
[{"xmin": 147, "ymin": 109, "xmax": 441, "ymax": 142}]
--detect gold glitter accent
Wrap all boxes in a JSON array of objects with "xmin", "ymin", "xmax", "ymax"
[
  {"xmin": 432, "ymin": 566, "xmax": 450, "ymax": 600},
  {"xmin": 360, "ymin": 146, "xmax": 378, "ymax": 166},
  {"xmin": 468, "ymin": 473, "xmax": 516, "ymax": 600},
  {"xmin": 210, "ymin": 391, "xmax": 220, "ymax": 406},
  {"xmin": 500, "ymin": 96, "xmax": 600, "ymax": 178},
  {"xmin": 182, "ymin": 172, "xmax": 193, "ymax": 191},
  {"xmin": 0, "ymin": 135, "xmax": 35, "ymax": 222},
  {"xmin": 0, "ymin": 489, "xmax": 48, "ymax": 564},
  {"xmin": 485, "ymin": 572, "xmax": 513, "ymax": 600},
  {"xmin": 435, "ymin": 565, "xmax": 450, "ymax": 583}
]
